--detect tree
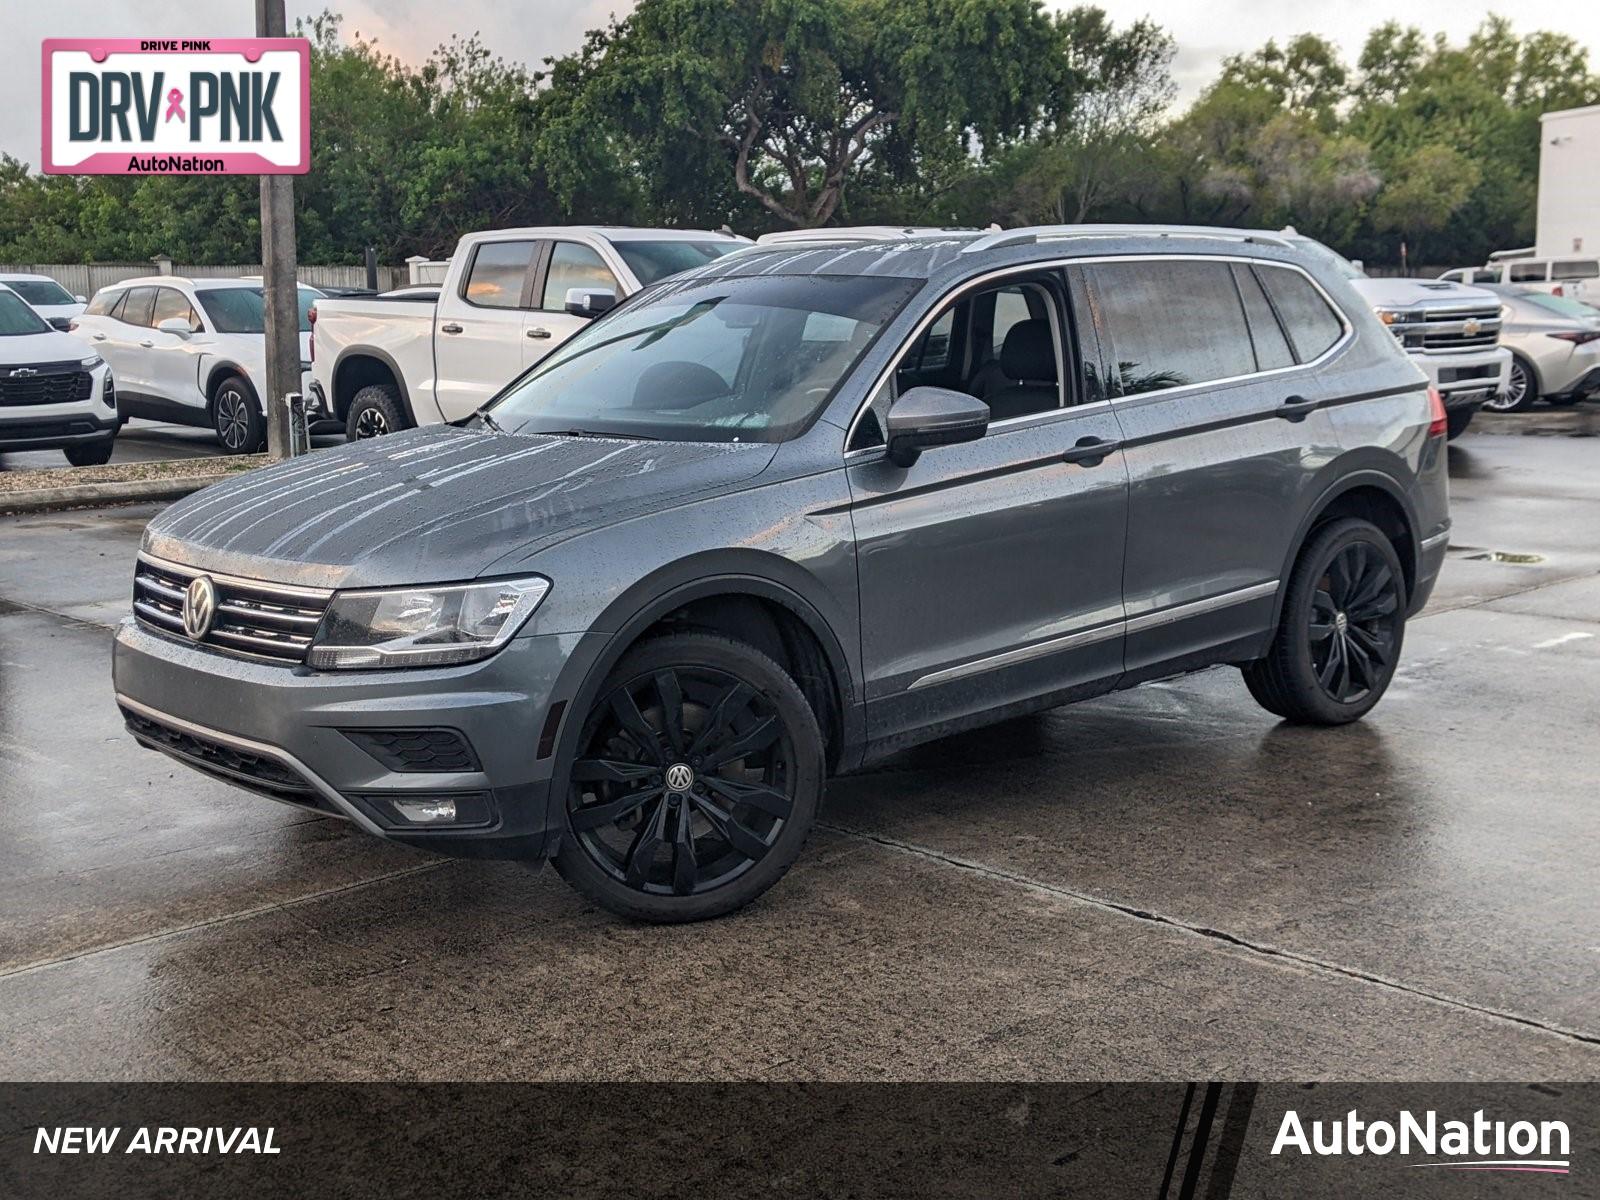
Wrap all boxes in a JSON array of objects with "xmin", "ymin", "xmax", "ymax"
[
  {"xmin": 1370, "ymin": 143, "xmax": 1480, "ymax": 261},
  {"xmin": 547, "ymin": 0, "xmax": 1066, "ymax": 229},
  {"xmin": 1219, "ymin": 34, "xmax": 1349, "ymax": 126}
]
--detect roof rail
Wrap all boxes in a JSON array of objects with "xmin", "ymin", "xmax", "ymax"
[
  {"xmin": 756, "ymin": 225, "xmax": 983, "ymax": 246},
  {"xmin": 960, "ymin": 224, "xmax": 1296, "ymax": 255}
]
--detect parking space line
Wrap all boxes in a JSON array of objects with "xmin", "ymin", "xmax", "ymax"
[{"xmin": 818, "ymin": 820, "xmax": 1600, "ymax": 1051}]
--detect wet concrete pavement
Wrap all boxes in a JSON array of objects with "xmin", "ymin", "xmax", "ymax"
[{"xmin": 1, "ymin": 407, "xmax": 1597, "ymax": 1081}]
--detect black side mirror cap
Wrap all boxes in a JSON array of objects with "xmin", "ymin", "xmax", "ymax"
[{"xmin": 884, "ymin": 386, "xmax": 990, "ymax": 468}]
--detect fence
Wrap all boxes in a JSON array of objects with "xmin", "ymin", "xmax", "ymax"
[{"xmin": 0, "ymin": 261, "xmax": 407, "ymax": 298}]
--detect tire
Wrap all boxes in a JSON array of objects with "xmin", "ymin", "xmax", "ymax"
[
  {"xmin": 1482, "ymin": 356, "xmax": 1537, "ymax": 412},
  {"xmin": 63, "ymin": 438, "xmax": 115, "ymax": 467},
  {"xmin": 1445, "ymin": 408, "xmax": 1473, "ymax": 440},
  {"xmin": 346, "ymin": 384, "xmax": 409, "ymax": 440},
  {"xmin": 1241, "ymin": 518, "xmax": 1407, "ymax": 726},
  {"xmin": 553, "ymin": 633, "xmax": 824, "ymax": 923},
  {"xmin": 212, "ymin": 375, "xmax": 265, "ymax": 453},
  {"xmin": 1546, "ymin": 393, "xmax": 1581, "ymax": 407}
]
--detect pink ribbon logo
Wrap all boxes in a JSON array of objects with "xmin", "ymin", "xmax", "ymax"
[{"xmin": 164, "ymin": 88, "xmax": 185, "ymax": 123}]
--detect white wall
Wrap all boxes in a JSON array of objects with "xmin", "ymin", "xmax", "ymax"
[{"xmin": 1537, "ymin": 105, "xmax": 1600, "ymax": 258}]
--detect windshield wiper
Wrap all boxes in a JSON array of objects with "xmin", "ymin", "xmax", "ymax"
[
  {"xmin": 478, "ymin": 411, "xmax": 506, "ymax": 433},
  {"xmin": 557, "ymin": 427, "xmax": 658, "ymax": 441}
]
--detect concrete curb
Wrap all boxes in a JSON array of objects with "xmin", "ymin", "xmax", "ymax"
[{"xmin": 0, "ymin": 473, "xmax": 231, "ymax": 516}]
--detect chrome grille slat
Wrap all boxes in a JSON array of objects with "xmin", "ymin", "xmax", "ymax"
[{"xmin": 132, "ymin": 554, "xmax": 332, "ymax": 665}]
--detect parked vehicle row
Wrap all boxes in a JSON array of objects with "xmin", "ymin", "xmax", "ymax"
[
  {"xmin": 1440, "ymin": 254, "xmax": 1597, "ymax": 299},
  {"xmin": 307, "ymin": 226, "xmax": 749, "ymax": 439},
  {"xmin": 0, "ymin": 286, "xmax": 119, "ymax": 465},
  {"xmin": 0, "ymin": 273, "xmax": 87, "ymax": 330},
  {"xmin": 1480, "ymin": 285, "xmax": 1600, "ymax": 411},
  {"xmin": 115, "ymin": 224, "xmax": 1450, "ymax": 922}
]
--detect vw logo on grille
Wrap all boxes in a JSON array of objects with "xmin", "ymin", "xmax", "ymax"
[
  {"xmin": 182, "ymin": 575, "xmax": 218, "ymax": 641},
  {"xmin": 665, "ymin": 763, "xmax": 696, "ymax": 793}
]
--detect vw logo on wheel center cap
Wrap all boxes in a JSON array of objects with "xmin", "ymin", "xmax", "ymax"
[
  {"xmin": 182, "ymin": 575, "xmax": 218, "ymax": 641},
  {"xmin": 664, "ymin": 763, "xmax": 695, "ymax": 793}
]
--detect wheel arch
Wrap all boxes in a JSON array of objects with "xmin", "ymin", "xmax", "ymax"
[
  {"xmin": 203, "ymin": 363, "xmax": 257, "ymax": 418},
  {"xmin": 1273, "ymin": 470, "xmax": 1421, "ymax": 624},
  {"xmin": 330, "ymin": 348, "xmax": 418, "ymax": 426},
  {"xmin": 1509, "ymin": 348, "xmax": 1544, "ymax": 400}
]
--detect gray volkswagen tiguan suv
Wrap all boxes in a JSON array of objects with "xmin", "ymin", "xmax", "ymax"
[{"xmin": 114, "ymin": 225, "xmax": 1451, "ymax": 922}]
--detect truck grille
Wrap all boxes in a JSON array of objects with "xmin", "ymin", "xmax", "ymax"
[
  {"xmin": 1394, "ymin": 306, "xmax": 1502, "ymax": 353},
  {"xmin": 132, "ymin": 554, "xmax": 333, "ymax": 664},
  {"xmin": 0, "ymin": 362, "xmax": 92, "ymax": 407}
]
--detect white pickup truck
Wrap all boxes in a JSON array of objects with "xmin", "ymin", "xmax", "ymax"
[{"xmin": 308, "ymin": 226, "xmax": 749, "ymax": 437}]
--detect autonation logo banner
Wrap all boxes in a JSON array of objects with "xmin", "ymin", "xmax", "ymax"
[
  {"xmin": 1272, "ymin": 1107, "xmax": 1572, "ymax": 1175},
  {"xmin": 41, "ymin": 38, "xmax": 308, "ymax": 175}
]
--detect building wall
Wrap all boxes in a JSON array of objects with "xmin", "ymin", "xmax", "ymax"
[{"xmin": 1537, "ymin": 105, "xmax": 1600, "ymax": 258}]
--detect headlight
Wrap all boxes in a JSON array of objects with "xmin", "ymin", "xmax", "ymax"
[
  {"xmin": 80, "ymin": 354, "xmax": 103, "ymax": 369},
  {"xmin": 308, "ymin": 576, "xmax": 551, "ymax": 669}
]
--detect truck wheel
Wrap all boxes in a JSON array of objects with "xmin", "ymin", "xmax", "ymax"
[
  {"xmin": 1445, "ymin": 408, "xmax": 1473, "ymax": 440},
  {"xmin": 63, "ymin": 438, "xmax": 116, "ymax": 467},
  {"xmin": 1241, "ymin": 518, "xmax": 1406, "ymax": 726},
  {"xmin": 212, "ymin": 376, "xmax": 265, "ymax": 453},
  {"xmin": 346, "ymin": 385, "xmax": 409, "ymax": 440},
  {"xmin": 554, "ymin": 633, "xmax": 824, "ymax": 923}
]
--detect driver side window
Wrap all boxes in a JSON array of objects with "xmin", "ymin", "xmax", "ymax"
[{"xmin": 849, "ymin": 275, "xmax": 1066, "ymax": 451}]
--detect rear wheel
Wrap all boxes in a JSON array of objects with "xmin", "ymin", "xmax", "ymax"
[
  {"xmin": 1445, "ymin": 408, "xmax": 1473, "ymax": 440},
  {"xmin": 1241, "ymin": 518, "xmax": 1406, "ymax": 725},
  {"xmin": 212, "ymin": 376, "xmax": 265, "ymax": 453},
  {"xmin": 554, "ymin": 633, "xmax": 823, "ymax": 923},
  {"xmin": 63, "ymin": 438, "xmax": 115, "ymax": 467},
  {"xmin": 346, "ymin": 384, "xmax": 409, "ymax": 440}
]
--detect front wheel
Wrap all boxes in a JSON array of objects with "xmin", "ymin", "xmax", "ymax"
[
  {"xmin": 1445, "ymin": 408, "xmax": 1473, "ymax": 440},
  {"xmin": 212, "ymin": 377, "xmax": 265, "ymax": 453},
  {"xmin": 1241, "ymin": 518, "xmax": 1407, "ymax": 725},
  {"xmin": 554, "ymin": 633, "xmax": 824, "ymax": 923},
  {"xmin": 1483, "ymin": 357, "xmax": 1537, "ymax": 412},
  {"xmin": 63, "ymin": 438, "xmax": 116, "ymax": 467}
]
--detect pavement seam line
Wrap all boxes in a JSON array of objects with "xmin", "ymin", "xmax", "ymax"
[
  {"xmin": 1414, "ymin": 568, "xmax": 1600, "ymax": 622},
  {"xmin": 819, "ymin": 821, "xmax": 1600, "ymax": 1050},
  {"xmin": 0, "ymin": 860, "xmax": 455, "ymax": 980},
  {"xmin": 0, "ymin": 594, "xmax": 119, "ymax": 632}
]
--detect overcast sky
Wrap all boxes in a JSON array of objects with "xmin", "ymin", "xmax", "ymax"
[{"xmin": 8, "ymin": 1, "xmax": 1600, "ymax": 168}]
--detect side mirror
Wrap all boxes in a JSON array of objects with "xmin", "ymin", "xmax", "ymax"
[
  {"xmin": 74, "ymin": 295, "xmax": 87, "ymax": 304},
  {"xmin": 884, "ymin": 386, "xmax": 989, "ymax": 468},
  {"xmin": 1350, "ymin": 259, "xmax": 1365, "ymax": 273},
  {"xmin": 565, "ymin": 287, "xmax": 618, "ymax": 319},
  {"xmin": 156, "ymin": 317, "xmax": 194, "ymax": 337}
]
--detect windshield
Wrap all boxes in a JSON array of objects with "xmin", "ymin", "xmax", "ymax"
[
  {"xmin": 0, "ymin": 289, "xmax": 51, "ymax": 335},
  {"xmin": 1289, "ymin": 237, "xmax": 1366, "ymax": 280},
  {"xmin": 195, "ymin": 286, "xmax": 319, "ymax": 334},
  {"xmin": 4, "ymin": 279, "xmax": 75, "ymax": 306},
  {"xmin": 612, "ymin": 240, "xmax": 744, "ymax": 285},
  {"xmin": 485, "ymin": 273, "xmax": 918, "ymax": 443},
  {"xmin": 1523, "ymin": 291, "xmax": 1600, "ymax": 321}
]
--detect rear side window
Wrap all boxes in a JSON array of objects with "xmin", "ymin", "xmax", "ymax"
[
  {"xmin": 1552, "ymin": 260, "xmax": 1598, "ymax": 281},
  {"xmin": 1231, "ymin": 265, "xmax": 1294, "ymax": 371},
  {"xmin": 1090, "ymin": 259, "xmax": 1255, "ymax": 395},
  {"xmin": 1257, "ymin": 266, "xmax": 1344, "ymax": 362},
  {"xmin": 1509, "ymin": 261, "xmax": 1549, "ymax": 282},
  {"xmin": 85, "ymin": 289, "xmax": 123, "ymax": 316},
  {"xmin": 462, "ymin": 240, "xmax": 535, "ymax": 308},
  {"xmin": 120, "ymin": 287, "xmax": 157, "ymax": 327}
]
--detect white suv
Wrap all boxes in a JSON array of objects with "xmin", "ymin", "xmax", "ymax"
[
  {"xmin": 72, "ymin": 277, "xmax": 318, "ymax": 453},
  {"xmin": 0, "ymin": 274, "xmax": 87, "ymax": 331},
  {"xmin": 0, "ymin": 287, "xmax": 118, "ymax": 465}
]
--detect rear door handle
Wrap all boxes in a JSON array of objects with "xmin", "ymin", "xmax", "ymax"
[
  {"xmin": 1276, "ymin": 395, "xmax": 1321, "ymax": 422},
  {"xmin": 439, "ymin": 322, "xmax": 464, "ymax": 334},
  {"xmin": 139, "ymin": 340, "xmax": 154, "ymax": 348},
  {"xmin": 1061, "ymin": 436, "xmax": 1122, "ymax": 466},
  {"xmin": 527, "ymin": 327, "xmax": 552, "ymax": 339},
  {"xmin": 91, "ymin": 332, "xmax": 107, "ymax": 341}
]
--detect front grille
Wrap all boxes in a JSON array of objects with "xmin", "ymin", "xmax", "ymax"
[
  {"xmin": 133, "ymin": 554, "xmax": 333, "ymax": 664},
  {"xmin": 343, "ymin": 728, "xmax": 481, "ymax": 773},
  {"xmin": 0, "ymin": 362, "xmax": 93, "ymax": 407},
  {"xmin": 1394, "ymin": 306, "xmax": 1502, "ymax": 353},
  {"xmin": 122, "ymin": 708, "xmax": 320, "ymax": 804}
]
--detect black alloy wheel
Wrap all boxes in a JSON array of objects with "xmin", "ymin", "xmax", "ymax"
[
  {"xmin": 555, "ymin": 633, "xmax": 822, "ymax": 922},
  {"xmin": 1241, "ymin": 517, "xmax": 1407, "ymax": 725},
  {"xmin": 353, "ymin": 406, "xmax": 390, "ymax": 438},
  {"xmin": 212, "ymin": 379, "xmax": 264, "ymax": 453}
]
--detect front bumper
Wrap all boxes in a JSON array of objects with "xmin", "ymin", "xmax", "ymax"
[
  {"xmin": 112, "ymin": 617, "xmax": 596, "ymax": 859},
  {"xmin": 1412, "ymin": 347, "xmax": 1511, "ymax": 411},
  {"xmin": 0, "ymin": 411, "xmax": 119, "ymax": 451}
]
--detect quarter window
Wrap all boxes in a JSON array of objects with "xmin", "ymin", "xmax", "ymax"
[
  {"xmin": 542, "ymin": 241, "xmax": 620, "ymax": 311},
  {"xmin": 85, "ymin": 289, "xmax": 122, "ymax": 316},
  {"xmin": 1256, "ymin": 265, "xmax": 1344, "ymax": 363},
  {"xmin": 1090, "ymin": 260, "xmax": 1255, "ymax": 395},
  {"xmin": 462, "ymin": 240, "xmax": 535, "ymax": 308},
  {"xmin": 1231, "ymin": 265, "xmax": 1294, "ymax": 371}
]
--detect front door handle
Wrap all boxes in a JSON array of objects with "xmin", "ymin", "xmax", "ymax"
[
  {"xmin": 527, "ymin": 327, "xmax": 552, "ymax": 339},
  {"xmin": 1276, "ymin": 394, "xmax": 1321, "ymax": 422},
  {"xmin": 1061, "ymin": 435, "xmax": 1121, "ymax": 466},
  {"xmin": 139, "ymin": 339, "xmax": 154, "ymax": 348},
  {"xmin": 91, "ymin": 332, "xmax": 107, "ymax": 341},
  {"xmin": 439, "ymin": 322, "xmax": 464, "ymax": 335}
]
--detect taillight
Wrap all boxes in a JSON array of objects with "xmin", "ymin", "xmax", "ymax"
[
  {"xmin": 1552, "ymin": 285, "xmax": 1565, "ymax": 297},
  {"xmin": 1548, "ymin": 329, "xmax": 1600, "ymax": 345},
  {"xmin": 1427, "ymin": 386, "xmax": 1448, "ymax": 438}
]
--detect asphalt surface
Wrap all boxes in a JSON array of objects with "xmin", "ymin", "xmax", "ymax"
[{"xmin": 1, "ymin": 406, "xmax": 1598, "ymax": 1082}]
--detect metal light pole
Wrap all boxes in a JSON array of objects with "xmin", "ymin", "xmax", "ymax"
[{"xmin": 257, "ymin": 0, "xmax": 300, "ymax": 460}]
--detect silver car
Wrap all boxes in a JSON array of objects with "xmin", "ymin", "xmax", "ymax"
[
  {"xmin": 1481, "ymin": 285, "xmax": 1600, "ymax": 412},
  {"xmin": 113, "ymin": 226, "xmax": 1451, "ymax": 922}
]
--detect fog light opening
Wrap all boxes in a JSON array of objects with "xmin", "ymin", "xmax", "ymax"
[{"xmin": 393, "ymin": 797, "xmax": 457, "ymax": 824}]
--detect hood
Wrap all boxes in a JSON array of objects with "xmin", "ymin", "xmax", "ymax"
[
  {"xmin": 1347, "ymin": 277, "xmax": 1500, "ymax": 310},
  {"xmin": 0, "ymin": 326, "xmax": 95, "ymax": 365},
  {"xmin": 143, "ymin": 426, "xmax": 778, "ymax": 589}
]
